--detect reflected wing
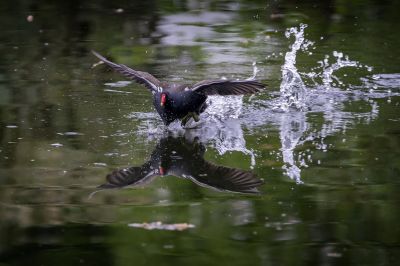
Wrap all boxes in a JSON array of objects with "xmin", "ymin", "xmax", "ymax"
[
  {"xmin": 99, "ymin": 165, "xmax": 158, "ymax": 189},
  {"xmin": 184, "ymin": 163, "xmax": 264, "ymax": 194},
  {"xmin": 92, "ymin": 51, "xmax": 161, "ymax": 92},
  {"xmin": 190, "ymin": 80, "xmax": 265, "ymax": 96}
]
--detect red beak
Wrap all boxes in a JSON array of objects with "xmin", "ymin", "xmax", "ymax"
[
  {"xmin": 160, "ymin": 94, "xmax": 166, "ymax": 107},
  {"xmin": 159, "ymin": 166, "xmax": 165, "ymax": 176}
]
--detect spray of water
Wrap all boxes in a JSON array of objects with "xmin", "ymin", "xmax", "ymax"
[
  {"xmin": 278, "ymin": 24, "xmax": 313, "ymax": 111},
  {"xmin": 270, "ymin": 24, "xmax": 397, "ymax": 182},
  {"xmin": 108, "ymin": 24, "xmax": 398, "ymax": 184}
]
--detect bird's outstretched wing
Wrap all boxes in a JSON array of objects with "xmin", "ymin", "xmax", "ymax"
[
  {"xmin": 190, "ymin": 80, "xmax": 265, "ymax": 96},
  {"xmin": 98, "ymin": 165, "xmax": 158, "ymax": 189},
  {"xmin": 92, "ymin": 51, "xmax": 161, "ymax": 92},
  {"xmin": 183, "ymin": 163, "xmax": 264, "ymax": 194}
]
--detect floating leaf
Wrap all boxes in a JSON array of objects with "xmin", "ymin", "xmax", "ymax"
[{"xmin": 128, "ymin": 221, "xmax": 195, "ymax": 231}]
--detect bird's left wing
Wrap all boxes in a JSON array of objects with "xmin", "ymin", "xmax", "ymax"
[
  {"xmin": 98, "ymin": 164, "xmax": 158, "ymax": 189},
  {"xmin": 92, "ymin": 51, "xmax": 161, "ymax": 92},
  {"xmin": 190, "ymin": 80, "xmax": 265, "ymax": 96}
]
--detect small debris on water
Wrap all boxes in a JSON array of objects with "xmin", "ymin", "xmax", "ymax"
[
  {"xmin": 115, "ymin": 8, "xmax": 124, "ymax": 13},
  {"xmin": 128, "ymin": 221, "xmax": 195, "ymax": 231},
  {"xmin": 51, "ymin": 143, "xmax": 63, "ymax": 147},
  {"xmin": 94, "ymin": 162, "xmax": 107, "ymax": 167},
  {"xmin": 6, "ymin": 125, "xmax": 18, "ymax": 128},
  {"xmin": 27, "ymin": 15, "xmax": 34, "ymax": 22},
  {"xmin": 104, "ymin": 80, "xmax": 132, "ymax": 88},
  {"xmin": 104, "ymin": 89, "xmax": 133, "ymax": 94},
  {"xmin": 327, "ymin": 252, "xmax": 342, "ymax": 258},
  {"xmin": 63, "ymin": 131, "xmax": 83, "ymax": 136}
]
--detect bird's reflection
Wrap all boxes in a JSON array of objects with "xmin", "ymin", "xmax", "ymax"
[{"xmin": 99, "ymin": 136, "xmax": 264, "ymax": 194}]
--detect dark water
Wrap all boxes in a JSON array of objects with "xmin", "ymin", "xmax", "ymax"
[{"xmin": 1, "ymin": 1, "xmax": 400, "ymax": 265}]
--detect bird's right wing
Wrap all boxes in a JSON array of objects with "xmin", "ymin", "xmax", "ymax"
[
  {"xmin": 190, "ymin": 79, "xmax": 265, "ymax": 96},
  {"xmin": 92, "ymin": 51, "xmax": 161, "ymax": 93},
  {"xmin": 183, "ymin": 163, "xmax": 264, "ymax": 194}
]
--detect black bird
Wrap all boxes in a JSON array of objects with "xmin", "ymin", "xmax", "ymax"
[
  {"xmin": 92, "ymin": 51, "xmax": 265, "ymax": 126},
  {"xmin": 99, "ymin": 136, "xmax": 264, "ymax": 194}
]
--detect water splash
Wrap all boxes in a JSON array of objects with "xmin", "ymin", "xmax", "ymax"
[
  {"xmin": 120, "ymin": 24, "xmax": 397, "ymax": 184},
  {"xmin": 320, "ymin": 52, "xmax": 363, "ymax": 89},
  {"xmin": 247, "ymin": 61, "xmax": 260, "ymax": 80},
  {"xmin": 275, "ymin": 24, "xmax": 399, "ymax": 182},
  {"xmin": 127, "ymin": 95, "xmax": 257, "ymax": 168},
  {"xmin": 278, "ymin": 24, "xmax": 313, "ymax": 111},
  {"xmin": 279, "ymin": 112, "xmax": 307, "ymax": 184},
  {"xmin": 361, "ymin": 73, "xmax": 400, "ymax": 92},
  {"xmin": 300, "ymin": 51, "xmax": 371, "ymax": 90}
]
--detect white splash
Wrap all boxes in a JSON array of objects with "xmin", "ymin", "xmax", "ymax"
[
  {"xmin": 278, "ymin": 24, "xmax": 312, "ymax": 111},
  {"xmin": 127, "ymin": 96, "xmax": 257, "ymax": 167},
  {"xmin": 320, "ymin": 52, "xmax": 360, "ymax": 89},
  {"xmin": 265, "ymin": 24, "xmax": 395, "ymax": 182},
  {"xmin": 247, "ymin": 61, "xmax": 260, "ymax": 80}
]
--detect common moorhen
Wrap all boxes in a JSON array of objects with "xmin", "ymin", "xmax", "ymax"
[
  {"xmin": 98, "ymin": 136, "xmax": 264, "ymax": 194},
  {"xmin": 92, "ymin": 51, "xmax": 265, "ymax": 126}
]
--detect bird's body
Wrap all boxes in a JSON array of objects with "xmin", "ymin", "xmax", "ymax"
[
  {"xmin": 153, "ymin": 88, "xmax": 208, "ymax": 125},
  {"xmin": 92, "ymin": 51, "xmax": 265, "ymax": 126}
]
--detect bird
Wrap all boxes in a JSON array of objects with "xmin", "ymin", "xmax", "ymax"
[
  {"xmin": 98, "ymin": 136, "xmax": 264, "ymax": 194},
  {"xmin": 92, "ymin": 51, "xmax": 265, "ymax": 126}
]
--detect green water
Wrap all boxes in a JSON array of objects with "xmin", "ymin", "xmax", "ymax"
[{"xmin": 1, "ymin": 1, "xmax": 400, "ymax": 265}]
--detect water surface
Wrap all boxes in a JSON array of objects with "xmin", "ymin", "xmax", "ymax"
[{"xmin": 1, "ymin": 1, "xmax": 400, "ymax": 265}]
